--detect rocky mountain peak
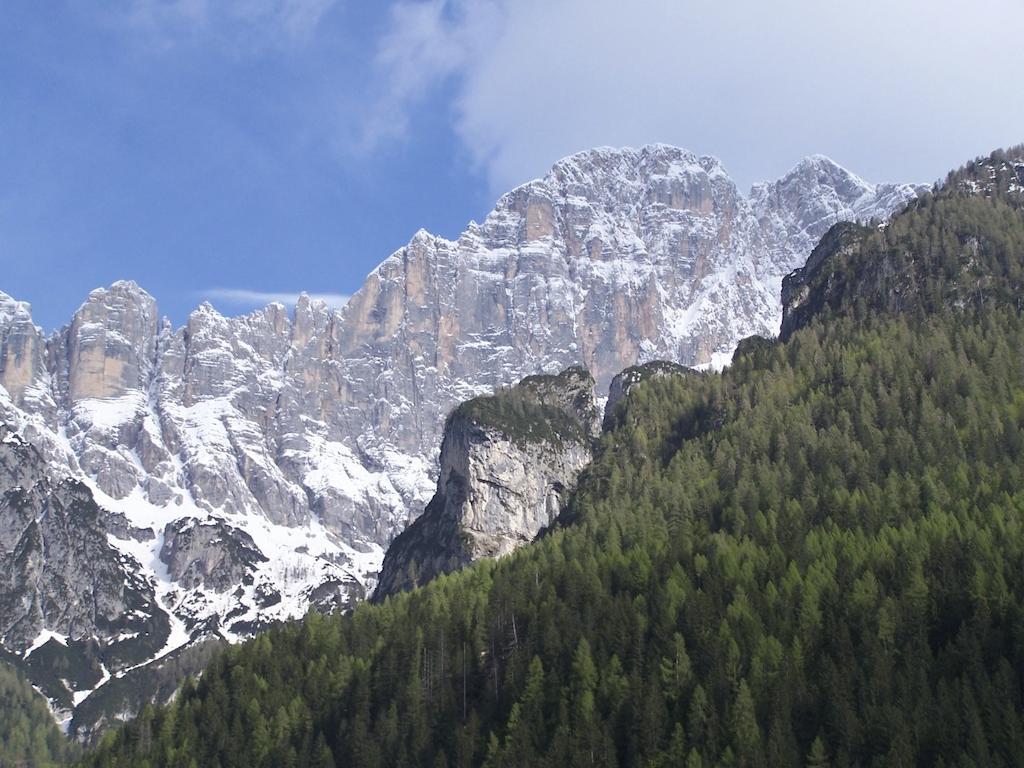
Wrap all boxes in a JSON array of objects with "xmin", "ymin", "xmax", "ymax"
[
  {"xmin": 0, "ymin": 291, "xmax": 35, "ymax": 323},
  {"xmin": 100, "ymin": 278, "xmax": 150, "ymax": 296},
  {"xmin": 0, "ymin": 293, "xmax": 47, "ymax": 409},
  {"xmin": 493, "ymin": 144, "xmax": 738, "ymax": 236},
  {"xmin": 767, "ymin": 155, "xmax": 875, "ymax": 211},
  {"xmin": 548, "ymin": 143, "xmax": 728, "ymax": 186},
  {"xmin": 55, "ymin": 279, "xmax": 160, "ymax": 406},
  {"xmin": 517, "ymin": 365, "xmax": 602, "ymax": 440}
]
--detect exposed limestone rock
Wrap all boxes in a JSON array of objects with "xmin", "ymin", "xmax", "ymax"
[
  {"xmin": 0, "ymin": 292, "xmax": 53, "ymax": 420},
  {"xmin": 104, "ymin": 511, "xmax": 155, "ymax": 543},
  {"xmin": 374, "ymin": 367, "xmax": 600, "ymax": 599},
  {"xmin": 53, "ymin": 281, "xmax": 160, "ymax": 404},
  {"xmin": 159, "ymin": 518, "xmax": 268, "ymax": 593},
  {"xmin": 0, "ymin": 424, "xmax": 163, "ymax": 658}
]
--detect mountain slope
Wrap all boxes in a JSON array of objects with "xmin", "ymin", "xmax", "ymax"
[
  {"xmin": 0, "ymin": 662, "xmax": 81, "ymax": 766},
  {"xmin": 0, "ymin": 145, "xmax": 918, "ymax": 729},
  {"xmin": 781, "ymin": 144, "xmax": 1024, "ymax": 338},
  {"xmin": 82, "ymin": 146, "xmax": 1024, "ymax": 767}
]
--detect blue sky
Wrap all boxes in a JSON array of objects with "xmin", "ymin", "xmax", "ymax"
[{"xmin": 3, "ymin": 1, "xmax": 1023, "ymax": 329}]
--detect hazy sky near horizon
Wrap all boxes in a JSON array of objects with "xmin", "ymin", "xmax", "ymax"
[{"xmin": 3, "ymin": 0, "xmax": 1023, "ymax": 329}]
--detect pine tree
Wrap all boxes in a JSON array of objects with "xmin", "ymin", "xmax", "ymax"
[{"xmin": 806, "ymin": 736, "xmax": 829, "ymax": 768}]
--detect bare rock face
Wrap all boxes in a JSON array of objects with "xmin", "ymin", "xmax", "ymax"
[
  {"xmin": 53, "ymin": 281, "xmax": 160, "ymax": 404},
  {"xmin": 0, "ymin": 424, "xmax": 166, "ymax": 678},
  {"xmin": 0, "ymin": 293, "xmax": 53, "ymax": 420},
  {"xmin": 779, "ymin": 221, "xmax": 874, "ymax": 340},
  {"xmin": 374, "ymin": 367, "xmax": 600, "ymax": 599},
  {"xmin": 159, "ymin": 519, "xmax": 268, "ymax": 593}
]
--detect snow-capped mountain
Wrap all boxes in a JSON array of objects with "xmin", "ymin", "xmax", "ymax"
[{"xmin": 0, "ymin": 144, "xmax": 920, "ymax": 730}]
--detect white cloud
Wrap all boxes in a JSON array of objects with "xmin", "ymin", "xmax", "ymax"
[
  {"xmin": 360, "ymin": 0, "xmax": 501, "ymax": 150},
  {"xmin": 119, "ymin": 0, "xmax": 337, "ymax": 49},
  {"xmin": 201, "ymin": 288, "xmax": 350, "ymax": 309},
  {"xmin": 372, "ymin": 0, "xmax": 1024, "ymax": 192}
]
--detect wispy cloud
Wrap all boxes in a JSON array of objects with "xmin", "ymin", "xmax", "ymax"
[
  {"xmin": 200, "ymin": 288, "xmax": 350, "ymax": 309},
  {"xmin": 359, "ymin": 0, "xmax": 501, "ymax": 151},
  {"xmin": 117, "ymin": 0, "xmax": 338, "ymax": 50},
  {"xmin": 370, "ymin": 0, "xmax": 1024, "ymax": 192}
]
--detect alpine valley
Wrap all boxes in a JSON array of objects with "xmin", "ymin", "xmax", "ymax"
[{"xmin": 0, "ymin": 144, "xmax": 922, "ymax": 735}]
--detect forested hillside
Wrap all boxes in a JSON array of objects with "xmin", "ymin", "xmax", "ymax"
[
  {"xmin": 780, "ymin": 144, "xmax": 1024, "ymax": 337},
  {"xmin": 0, "ymin": 661, "xmax": 80, "ymax": 766},
  {"xmin": 81, "ymin": 147, "xmax": 1024, "ymax": 767}
]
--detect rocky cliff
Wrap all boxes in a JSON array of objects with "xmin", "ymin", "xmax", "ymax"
[
  {"xmin": 375, "ymin": 367, "xmax": 599, "ymax": 599},
  {"xmin": 0, "ymin": 419, "xmax": 169, "ymax": 720},
  {"xmin": 0, "ymin": 144, "xmax": 919, "ymax": 728}
]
